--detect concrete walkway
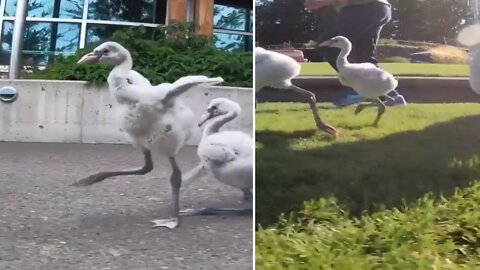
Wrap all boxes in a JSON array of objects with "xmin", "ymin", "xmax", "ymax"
[{"xmin": 0, "ymin": 143, "xmax": 252, "ymax": 270}]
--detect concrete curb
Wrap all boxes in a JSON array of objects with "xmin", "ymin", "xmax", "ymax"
[
  {"xmin": 294, "ymin": 76, "xmax": 469, "ymax": 88},
  {"xmin": 256, "ymin": 76, "xmax": 480, "ymax": 104}
]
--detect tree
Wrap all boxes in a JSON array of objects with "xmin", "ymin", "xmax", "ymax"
[
  {"xmin": 256, "ymin": 0, "xmax": 473, "ymax": 45},
  {"xmin": 384, "ymin": 0, "xmax": 471, "ymax": 42},
  {"xmin": 256, "ymin": 0, "xmax": 334, "ymax": 45}
]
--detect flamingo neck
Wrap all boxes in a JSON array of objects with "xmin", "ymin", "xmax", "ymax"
[
  {"xmin": 336, "ymin": 44, "xmax": 351, "ymax": 71},
  {"xmin": 108, "ymin": 53, "xmax": 133, "ymax": 88},
  {"xmin": 203, "ymin": 111, "xmax": 238, "ymax": 137},
  {"xmin": 107, "ymin": 54, "xmax": 138, "ymax": 104}
]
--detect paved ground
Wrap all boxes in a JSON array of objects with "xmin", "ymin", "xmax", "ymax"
[{"xmin": 0, "ymin": 143, "xmax": 252, "ymax": 270}]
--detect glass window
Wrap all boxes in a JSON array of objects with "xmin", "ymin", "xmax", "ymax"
[
  {"xmin": 248, "ymin": 10, "xmax": 253, "ymax": 32},
  {"xmin": 214, "ymin": 32, "xmax": 252, "ymax": 52},
  {"xmin": 86, "ymin": 24, "xmax": 154, "ymax": 45},
  {"xmin": 246, "ymin": 35, "xmax": 253, "ymax": 51},
  {"xmin": 213, "ymin": 4, "xmax": 247, "ymax": 32},
  {"xmin": 87, "ymin": 0, "xmax": 155, "ymax": 23},
  {"xmin": 1, "ymin": 21, "xmax": 80, "ymax": 65},
  {"xmin": 4, "ymin": 0, "xmax": 84, "ymax": 19}
]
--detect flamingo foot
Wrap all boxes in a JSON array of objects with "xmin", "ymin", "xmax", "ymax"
[
  {"xmin": 151, "ymin": 217, "xmax": 179, "ymax": 229},
  {"xmin": 180, "ymin": 207, "xmax": 252, "ymax": 216}
]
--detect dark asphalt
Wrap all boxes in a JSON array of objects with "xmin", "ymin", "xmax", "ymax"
[{"xmin": 0, "ymin": 143, "xmax": 252, "ymax": 270}]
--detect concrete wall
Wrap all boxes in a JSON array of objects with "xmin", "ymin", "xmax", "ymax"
[
  {"xmin": 0, "ymin": 80, "xmax": 253, "ymax": 145},
  {"xmin": 256, "ymin": 76, "xmax": 480, "ymax": 104}
]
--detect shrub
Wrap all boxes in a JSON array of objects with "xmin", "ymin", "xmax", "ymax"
[
  {"xmin": 30, "ymin": 22, "xmax": 253, "ymax": 87},
  {"xmin": 304, "ymin": 40, "xmax": 317, "ymax": 49},
  {"xmin": 378, "ymin": 38, "xmax": 399, "ymax": 46},
  {"xmin": 429, "ymin": 45, "xmax": 468, "ymax": 64},
  {"xmin": 256, "ymin": 182, "xmax": 480, "ymax": 269},
  {"xmin": 381, "ymin": 56, "xmax": 410, "ymax": 63}
]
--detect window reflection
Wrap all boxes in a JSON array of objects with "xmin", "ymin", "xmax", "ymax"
[
  {"xmin": 86, "ymin": 24, "xmax": 153, "ymax": 45},
  {"xmin": 212, "ymin": 3, "xmax": 252, "ymax": 51},
  {"xmin": 214, "ymin": 32, "xmax": 252, "ymax": 52},
  {"xmin": 4, "ymin": 0, "xmax": 84, "ymax": 19},
  {"xmin": 213, "ymin": 4, "xmax": 247, "ymax": 31},
  {"xmin": 248, "ymin": 10, "xmax": 253, "ymax": 32},
  {"xmin": 87, "ymin": 0, "xmax": 156, "ymax": 23},
  {"xmin": 1, "ymin": 21, "xmax": 80, "ymax": 65}
]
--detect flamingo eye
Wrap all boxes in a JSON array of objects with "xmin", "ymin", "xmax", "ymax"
[
  {"xmin": 103, "ymin": 49, "xmax": 109, "ymax": 54},
  {"xmin": 208, "ymin": 105, "xmax": 217, "ymax": 113}
]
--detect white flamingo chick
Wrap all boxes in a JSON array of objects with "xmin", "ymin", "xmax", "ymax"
[
  {"xmin": 318, "ymin": 36, "xmax": 398, "ymax": 126},
  {"xmin": 255, "ymin": 47, "xmax": 338, "ymax": 137},
  {"xmin": 180, "ymin": 98, "xmax": 253, "ymax": 216},
  {"xmin": 73, "ymin": 41, "xmax": 223, "ymax": 229},
  {"xmin": 457, "ymin": 24, "xmax": 480, "ymax": 94}
]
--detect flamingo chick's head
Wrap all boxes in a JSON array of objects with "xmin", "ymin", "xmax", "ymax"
[
  {"xmin": 318, "ymin": 36, "xmax": 351, "ymax": 50},
  {"xmin": 198, "ymin": 98, "xmax": 241, "ymax": 127},
  {"xmin": 77, "ymin": 41, "xmax": 130, "ymax": 66}
]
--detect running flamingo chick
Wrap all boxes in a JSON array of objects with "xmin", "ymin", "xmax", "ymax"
[
  {"xmin": 74, "ymin": 41, "xmax": 223, "ymax": 229},
  {"xmin": 318, "ymin": 36, "xmax": 399, "ymax": 126},
  {"xmin": 255, "ymin": 47, "xmax": 338, "ymax": 138},
  {"xmin": 180, "ymin": 98, "xmax": 253, "ymax": 216}
]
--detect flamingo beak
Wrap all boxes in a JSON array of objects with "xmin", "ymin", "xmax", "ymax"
[
  {"xmin": 318, "ymin": 39, "xmax": 334, "ymax": 47},
  {"xmin": 77, "ymin": 51, "xmax": 102, "ymax": 64},
  {"xmin": 198, "ymin": 112, "xmax": 212, "ymax": 127}
]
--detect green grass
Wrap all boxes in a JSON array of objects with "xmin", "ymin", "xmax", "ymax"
[
  {"xmin": 300, "ymin": 63, "xmax": 469, "ymax": 77},
  {"xmin": 256, "ymin": 103, "xmax": 480, "ymax": 269}
]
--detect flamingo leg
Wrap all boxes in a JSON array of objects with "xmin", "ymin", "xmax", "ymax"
[
  {"xmin": 181, "ymin": 163, "xmax": 208, "ymax": 190},
  {"xmin": 72, "ymin": 150, "xmax": 153, "ymax": 187},
  {"xmin": 179, "ymin": 189, "xmax": 253, "ymax": 216},
  {"xmin": 152, "ymin": 157, "xmax": 182, "ymax": 229},
  {"xmin": 354, "ymin": 99, "xmax": 377, "ymax": 115},
  {"xmin": 288, "ymin": 85, "xmax": 338, "ymax": 137},
  {"xmin": 354, "ymin": 98, "xmax": 386, "ymax": 126},
  {"xmin": 373, "ymin": 98, "xmax": 386, "ymax": 126}
]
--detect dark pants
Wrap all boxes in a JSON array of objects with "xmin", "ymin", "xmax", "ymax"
[{"xmin": 318, "ymin": 2, "xmax": 392, "ymax": 71}]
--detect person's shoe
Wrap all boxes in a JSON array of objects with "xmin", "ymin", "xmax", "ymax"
[
  {"xmin": 333, "ymin": 93, "xmax": 364, "ymax": 107},
  {"xmin": 385, "ymin": 94, "xmax": 407, "ymax": 106}
]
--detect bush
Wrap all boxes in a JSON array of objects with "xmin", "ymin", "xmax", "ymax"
[
  {"xmin": 429, "ymin": 45, "xmax": 468, "ymax": 64},
  {"xmin": 256, "ymin": 182, "xmax": 480, "ymax": 269},
  {"xmin": 381, "ymin": 56, "xmax": 410, "ymax": 63},
  {"xmin": 378, "ymin": 38, "xmax": 399, "ymax": 46},
  {"xmin": 30, "ymin": 23, "xmax": 253, "ymax": 87}
]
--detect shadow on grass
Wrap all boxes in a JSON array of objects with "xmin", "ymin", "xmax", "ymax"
[{"xmin": 256, "ymin": 114, "xmax": 480, "ymax": 227}]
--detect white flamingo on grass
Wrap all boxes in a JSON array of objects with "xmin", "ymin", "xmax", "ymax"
[
  {"xmin": 318, "ymin": 36, "xmax": 399, "ymax": 126},
  {"xmin": 255, "ymin": 47, "xmax": 338, "ymax": 137}
]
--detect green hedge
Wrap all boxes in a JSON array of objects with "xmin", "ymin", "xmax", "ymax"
[{"xmin": 30, "ymin": 23, "xmax": 252, "ymax": 88}]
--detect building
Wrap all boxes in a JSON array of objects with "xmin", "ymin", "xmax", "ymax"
[{"xmin": 0, "ymin": 0, "xmax": 253, "ymax": 67}]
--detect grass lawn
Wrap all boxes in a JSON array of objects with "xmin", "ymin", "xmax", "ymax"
[
  {"xmin": 256, "ymin": 103, "xmax": 480, "ymax": 269},
  {"xmin": 300, "ymin": 62, "xmax": 469, "ymax": 77}
]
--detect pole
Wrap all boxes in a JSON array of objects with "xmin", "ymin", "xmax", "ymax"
[{"xmin": 9, "ymin": 0, "xmax": 28, "ymax": 79}]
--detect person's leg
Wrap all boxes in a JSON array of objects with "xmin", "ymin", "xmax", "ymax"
[{"xmin": 354, "ymin": 3, "xmax": 391, "ymax": 64}]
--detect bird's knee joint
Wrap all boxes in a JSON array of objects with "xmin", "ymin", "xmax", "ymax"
[{"xmin": 171, "ymin": 179, "xmax": 181, "ymax": 189}]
